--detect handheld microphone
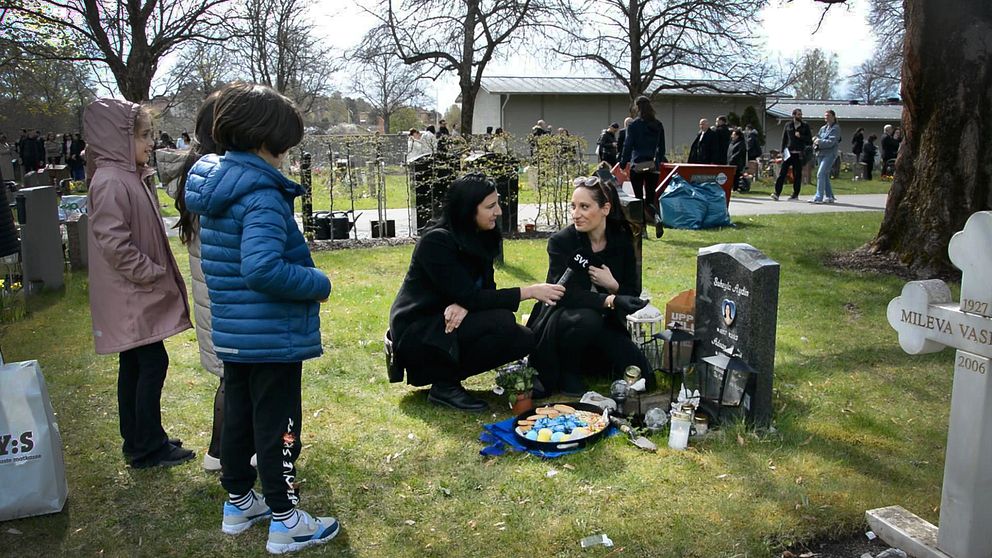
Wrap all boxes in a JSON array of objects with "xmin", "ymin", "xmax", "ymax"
[{"xmin": 556, "ymin": 250, "xmax": 595, "ymax": 285}]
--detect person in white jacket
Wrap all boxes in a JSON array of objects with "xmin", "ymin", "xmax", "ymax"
[{"xmin": 407, "ymin": 129, "xmax": 434, "ymax": 163}]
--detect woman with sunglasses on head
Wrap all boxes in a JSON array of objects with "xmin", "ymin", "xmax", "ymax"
[
  {"xmin": 527, "ymin": 176, "xmax": 651, "ymax": 398},
  {"xmin": 388, "ymin": 173, "xmax": 565, "ymax": 412}
]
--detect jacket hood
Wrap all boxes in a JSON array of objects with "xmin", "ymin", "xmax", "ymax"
[
  {"xmin": 84, "ymin": 98, "xmax": 141, "ymax": 173},
  {"xmin": 185, "ymin": 151, "xmax": 304, "ymax": 217}
]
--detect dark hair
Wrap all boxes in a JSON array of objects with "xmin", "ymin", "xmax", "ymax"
[
  {"xmin": 431, "ymin": 172, "xmax": 501, "ymax": 260},
  {"xmin": 175, "ymin": 91, "xmax": 224, "ymax": 244},
  {"xmin": 572, "ymin": 176, "xmax": 631, "ymax": 237},
  {"xmin": 634, "ymin": 95, "xmax": 656, "ymax": 121},
  {"xmin": 425, "ymin": 125, "xmax": 436, "ymax": 134},
  {"xmin": 868, "ymin": 134, "xmax": 878, "ymax": 142},
  {"xmin": 825, "ymin": 109, "xmax": 837, "ymax": 121},
  {"xmin": 212, "ymin": 82, "xmax": 303, "ymax": 156},
  {"xmin": 494, "ymin": 127, "xmax": 504, "ymax": 135}
]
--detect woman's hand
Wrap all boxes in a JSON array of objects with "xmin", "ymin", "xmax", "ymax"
[
  {"xmin": 444, "ymin": 303, "xmax": 468, "ymax": 334},
  {"xmin": 588, "ymin": 264, "xmax": 620, "ymax": 293},
  {"xmin": 522, "ymin": 283, "xmax": 566, "ymax": 306}
]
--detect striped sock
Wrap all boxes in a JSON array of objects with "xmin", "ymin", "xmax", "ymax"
[
  {"xmin": 229, "ymin": 492, "xmax": 254, "ymax": 511},
  {"xmin": 272, "ymin": 509, "xmax": 299, "ymax": 528}
]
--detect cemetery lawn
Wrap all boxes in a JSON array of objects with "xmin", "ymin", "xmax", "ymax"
[{"xmin": 1, "ymin": 210, "xmax": 953, "ymax": 557}]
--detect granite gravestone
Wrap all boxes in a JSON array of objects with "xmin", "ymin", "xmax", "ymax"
[
  {"xmin": 868, "ymin": 210, "xmax": 992, "ymax": 558},
  {"xmin": 694, "ymin": 243, "xmax": 779, "ymax": 426}
]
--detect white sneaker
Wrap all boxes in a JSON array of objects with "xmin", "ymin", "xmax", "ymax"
[
  {"xmin": 222, "ymin": 490, "xmax": 271, "ymax": 535},
  {"xmin": 203, "ymin": 453, "xmax": 221, "ymax": 472},
  {"xmin": 266, "ymin": 510, "xmax": 340, "ymax": 554}
]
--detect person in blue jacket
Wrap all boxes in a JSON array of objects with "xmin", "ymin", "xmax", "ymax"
[
  {"xmin": 619, "ymin": 96, "xmax": 667, "ymax": 233},
  {"xmin": 810, "ymin": 109, "xmax": 842, "ymax": 204},
  {"xmin": 184, "ymin": 83, "xmax": 339, "ymax": 555}
]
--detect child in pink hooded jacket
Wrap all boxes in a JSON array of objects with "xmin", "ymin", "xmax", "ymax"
[{"xmin": 84, "ymin": 98, "xmax": 193, "ymax": 469}]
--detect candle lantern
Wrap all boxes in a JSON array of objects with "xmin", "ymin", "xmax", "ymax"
[
  {"xmin": 645, "ymin": 322, "xmax": 696, "ymax": 402},
  {"xmin": 626, "ymin": 302, "xmax": 665, "ymax": 391},
  {"xmin": 695, "ymin": 349, "xmax": 759, "ymax": 425}
]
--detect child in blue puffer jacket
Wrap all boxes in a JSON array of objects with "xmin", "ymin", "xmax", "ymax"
[{"xmin": 184, "ymin": 83, "xmax": 339, "ymax": 555}]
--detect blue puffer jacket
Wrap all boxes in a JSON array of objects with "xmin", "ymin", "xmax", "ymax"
[{"xmin": 184, "ymin": 151, "xmax": 331, "ymax": 363}]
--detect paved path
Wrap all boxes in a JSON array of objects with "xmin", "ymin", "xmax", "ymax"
[{"xmin": 163, "ymin": 193, "xmax": 888, "ymax": 239}]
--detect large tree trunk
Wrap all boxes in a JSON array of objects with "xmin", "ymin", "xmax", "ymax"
[{"xmin": 870, "ymin": 0, "xmax": 992, "ymax": 277}]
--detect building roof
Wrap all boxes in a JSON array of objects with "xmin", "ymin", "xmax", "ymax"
[
  {"xmin": 478, "ymin": 76, "xmax": 766, "ymax": 97},
  {"xmin": 766, "ymin": 99, "xmax": 903, "ymax": 121}
]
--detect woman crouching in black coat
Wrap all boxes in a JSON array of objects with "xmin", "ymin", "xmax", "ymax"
[
  {"xmin": 388, "ymin": 173, "xmax": 565, "ymax": 411},
  {"xmin": 527, "ymin": 176, "xmax": 651, "ymax": 397}
]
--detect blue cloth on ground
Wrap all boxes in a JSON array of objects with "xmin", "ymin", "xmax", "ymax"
[
  {"xmin": 659, "ymin": 174, "xmax": 733, "ymax": 229},
  {"xmin": 479, "ymin": 416, "xmax": 619, "ymax": 458}
]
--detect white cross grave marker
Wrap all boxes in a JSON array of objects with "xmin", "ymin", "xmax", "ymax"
[{"xmin": 869, "ymin": 211, "xmax": 992, "ymax": 558}]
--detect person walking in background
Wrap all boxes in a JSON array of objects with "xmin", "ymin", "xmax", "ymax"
[
  {"xmin": 744, "ymin": 124, "xmax": 762, "ymax": 161},
  {"xmin": 163, "ymin": 92, "xmax": 227, "ymax": 472},
  {"xmin": 861, "ymin": 134, "xmax": 878, "ymax": 180},
  {"xmin": 616, "ymin": 117, "xmax": 633, "ymax": 162},
  {"xmin": 488, "ymin": 127, "xmax": 509, "ymax": 155},
  {"xmin": 84, "ymin": 98, "xmax": 194, "ymax": 469},
  {"xmin": 712, "ymin": 115, "xmax": 731, "ymax": 165},
  {"xmin": 771, "ymin": 108, "xmax": 811, "ymax": 201},
  {"xmin": 851, "ymin": 127, "xmax": 864, "ymax": 163},
  {"xmin": 597, "ymin": 122, "xmax": 620, "ymax": 167},
  {"xmin": 67, "ymin": 132, "xmax": 86, "ymax": 180},
  {"xmin": 184, "ymin": 83, "xmax": 339, "ymax": 554},
  {"xmin": 44, "ymin": 132, "xmax": 62, "ymax": 165},
  {"xmin": 727, "ymin": 128, "xmax": 748, "ymax": 192},
  {"xmin": 688, "ymin": 118, "xmax": 716, "ymax": 164},
  {"xmin": 880, "ymin": 124, "xmax": 898, "ymax": 177},
  {"xmin": 810, "ymin": 109, "xmax": 842, "ymax": 204},
  {"xmin": 619, "ymin": 95, "xmax": 667, "ymax": 222},
  {"xmin": 176, "ymin": 131, "xmax": 191, "ymax": 149}
]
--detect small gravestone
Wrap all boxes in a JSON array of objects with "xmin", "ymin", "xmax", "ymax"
[
  {"xmin": 694, "ymin": 243, "xmax": 780, "ymax": 426},
  {"xmin": 869, "ymin": 211, "xmax": 992, "ymax": 558}
]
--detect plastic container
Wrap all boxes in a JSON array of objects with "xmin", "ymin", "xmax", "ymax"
[{"xmin": 668, "ymin": 410, "xmax": 691, "ymax": 450}]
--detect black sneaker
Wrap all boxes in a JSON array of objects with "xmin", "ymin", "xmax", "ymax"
[{"xmin": 132, "ymin": 443, "xmax": 195, "ymax": 469}]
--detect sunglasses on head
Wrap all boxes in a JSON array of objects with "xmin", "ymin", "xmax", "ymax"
[{"xmin": 572, "ymin": 176, "xmax": 611, "ymax": 200}]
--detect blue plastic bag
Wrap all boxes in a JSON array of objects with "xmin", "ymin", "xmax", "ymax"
[{"xmin": 659, "ymin": 175, "xmax": 732, "ymax": 229}]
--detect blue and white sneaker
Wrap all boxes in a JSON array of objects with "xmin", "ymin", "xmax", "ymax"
[
  {"xmin": 266, "ymin": 510, "xmax": 340, "ymax": 554},
  {"xmin": 222, "ymin": 490, "xmax": 272, "ymax": 535}
]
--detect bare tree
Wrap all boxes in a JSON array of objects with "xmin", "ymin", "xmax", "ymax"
[
  {"xmin": 348, "ymin": 48, "xmax": 428, "ymax": 134},
  {"xmin": 868, "ymin": 0, "xmax": 903, "ymax": 70},
  {"xmin": 790, "ymin": 48, "xmax": 839, "ymax": 99},
  {"xmin": 0, "ymin": 0, "xmax": 233, "ymax": 102},
  {"xmin": 231, "ymin": 0, "xmax": 336, "ymax": 112},
  {"xmin": 361, "ymin": 0, "xmax": 563, "ymax": 134},
  {"xmin": 847, "ymin": 52, "xmax": 899, "ymax": 104},
  {"xmin": 557, "ymin": 0, "xmax": 770, "ymax": 100}
]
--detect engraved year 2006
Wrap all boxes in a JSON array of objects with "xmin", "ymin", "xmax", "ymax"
[{"xmin": 957, "ymin": 354, "xmax": 988, "ymax": 375}]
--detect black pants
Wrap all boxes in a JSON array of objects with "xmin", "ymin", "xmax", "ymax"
[
  {"xmin": 221, "ymin": 361, "xmax": 302, "ymax": 514},
  {"xmin": 208, "ymin": 377, "xmax": 224, "ymax": 459},
  {"xmin": 774, "ymin": 153, "xmax": 804, "ymax": 197},
  {"xmin": 629, "ymin": 169, "xmax": 659, "ymax": 203},
  {"xmin": 404, "ymin": 309, "xmax": 534, "ymax": 387},
  {"xmin": 118, "ymin": 341, "xmax": 170, "ymax": 462},
  {"xmin": 864, "ymin": 160, "xmax": 874, "ymax": 180},
  {"xmin": 554, "ymin": 308, "xmax": 652, "ymax": 387}
]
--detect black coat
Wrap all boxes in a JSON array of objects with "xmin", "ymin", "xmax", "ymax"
[
  {"xmin": 881, "ymin": 133, "xmax": 899, "ymax": 162},
  {"xmin": 861, "ymin": 141, "xmax": 877, "ymax": 164},
  {"xmin": 597, "ymin": 129, "xmax": 618, "ymax": 160},
  {"xmin": 527, "ymin": 224, "xmax": 640, "ymax": 380},
  {"xmin": 851, "ymin": 131, "xmax": 864, "ymax": 156},
  {"xmin": 712, "ymin": 124, "xmax": 731, "ymax": 165},
  {"xmin": 619, "ymin": 117, "xmax": 667, "ymax": 166},
  {"xmin": 727, "ymin": 138, "xmax": 747, "ymax": 172},
  {"xmin": 745, "ymin": 130, "xmax": 761, "ymax": 159},
  {"xmin": 780, "ymin": 120, "xmax": 812, "ymax": 154},
  {"xmin": 688, "ymin": 129, "xmax": 717, "ymax": 164},
  {"xmin": 388, "ymin": 227, "xmax": 521, "ymax": 385}
]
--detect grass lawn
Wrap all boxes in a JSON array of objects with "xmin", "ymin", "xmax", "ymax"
[{"xmin": 0, "ymin": 211, "xmax": 954, "ymax": 557}]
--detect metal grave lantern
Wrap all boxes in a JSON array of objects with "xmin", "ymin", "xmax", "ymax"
[
  {"xmin": 626, "ymin": 300, "xmax": 665, "ymax": 365},
  {"xmin": 696, "ymin": 349, "xmax": 758, "ymax": 424},
  {"xmin": 651, "ymin": 322, "xmax": 696, "ymax": 401}
]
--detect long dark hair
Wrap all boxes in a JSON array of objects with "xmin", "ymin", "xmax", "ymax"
[
  {"xmin": 634, "ymin": 95, "xmax": 656, "ymax": 121},
  {"xmin": 430, "ymin": 172, "xmax": 502, "ymax": 261},
  {"xmin": 175, "ymin": 91, "xmax": 224, "ymax": 244},
  {"xmin": 572, "ymin": 176, "xmax": 632, "ymax": 238}
]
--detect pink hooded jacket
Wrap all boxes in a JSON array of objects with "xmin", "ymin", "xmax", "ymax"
[{"xmin": 85, "ymin": 99, "xmax": 191, "ymax": 354}]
